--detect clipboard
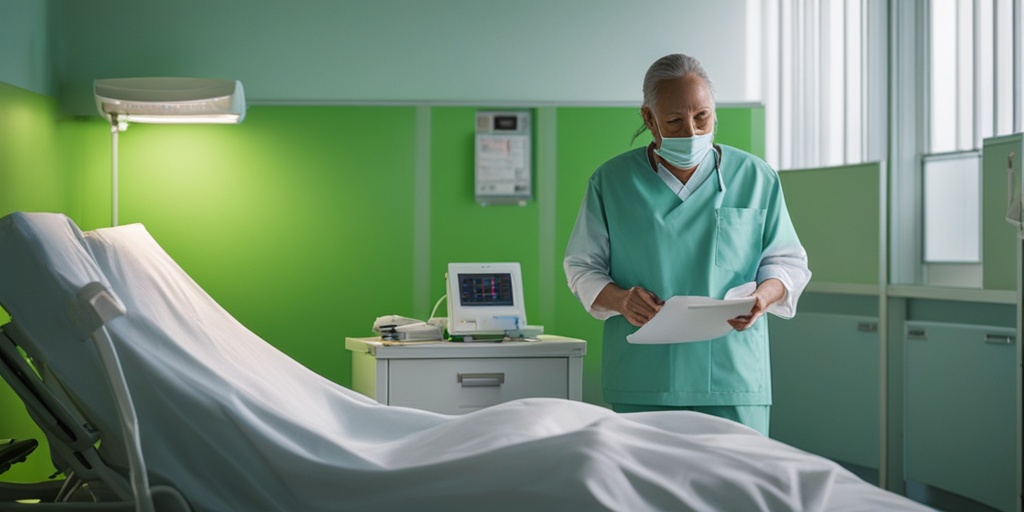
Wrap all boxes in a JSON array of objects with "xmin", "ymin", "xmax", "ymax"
[{"xmin": 625, "ymin": 282, "xmax": 757, "ymax": 344}]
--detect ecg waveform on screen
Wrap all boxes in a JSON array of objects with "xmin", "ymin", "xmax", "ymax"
[{"xmin": 458, "ymin": 273, "xmax": 514, "ymax": 306}]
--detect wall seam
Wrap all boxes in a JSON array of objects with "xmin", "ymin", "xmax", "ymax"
[
  {"xmin": 413, "ymin": 106, "xmax": 432, "ymax": 318},
  {"xmin": 537, "ymin": 107, "xmax": 558, "ymax": 330}
]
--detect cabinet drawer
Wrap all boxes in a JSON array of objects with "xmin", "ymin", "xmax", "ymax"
[{"xmin": 387, "ymin": 357, "xmax": 568, "ymax": 414}]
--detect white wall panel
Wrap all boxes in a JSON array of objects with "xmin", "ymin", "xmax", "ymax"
[{"xmin": 47, "ymin": 0, "xmax": 758, "ymax": 115}]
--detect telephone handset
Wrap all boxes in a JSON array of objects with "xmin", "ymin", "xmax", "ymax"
[{"xmin": 372, "ymin": 315, "xmax": 443, "ymax": 341}]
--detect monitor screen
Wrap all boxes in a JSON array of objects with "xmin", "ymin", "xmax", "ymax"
[
  {"xmin": 493, "ymin": 114, "xmax": 519, "ymax": 131},
  {"xmin": 446, "ymin": 264, "xmax": 524, "ymax": 335},
  {"xmin": 458, "ymin": 273, "xmax": 514, "ymax": 306},
  {"xmin": 446, "ymin": 262, "xmax": 527, "ymax": 336}
]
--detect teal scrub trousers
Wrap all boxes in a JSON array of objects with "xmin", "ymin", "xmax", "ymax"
[{"xmin": 610, "ymin": 403, "xmax": 770, "ymax": 437}]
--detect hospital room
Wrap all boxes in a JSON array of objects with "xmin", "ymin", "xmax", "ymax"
[{"xmin": 0, "ymin": 0, "xmax": 1021, "ymax": 510}]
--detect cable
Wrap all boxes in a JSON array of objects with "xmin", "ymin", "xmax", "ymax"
[{"xmin": 427, "ymin": 293, "xmax": 447, "ymax": 322}]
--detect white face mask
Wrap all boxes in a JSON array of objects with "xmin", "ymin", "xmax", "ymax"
[{"xmin": 652, "ymin": 122, "xmax": 714, "ymax": 170}]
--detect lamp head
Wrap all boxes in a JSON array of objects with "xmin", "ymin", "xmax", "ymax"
[{"xmin": 95, "ymin": 77, "xmax": 246, "ymax": 127}]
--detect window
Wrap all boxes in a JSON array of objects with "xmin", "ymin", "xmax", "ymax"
[
  {"xmin": 767, "ymin": 1, "xmax": 1024, "ymax": 287},
  {"xmin": 921, "ymin": 0, "xmax": 1022, "ymax": 285},
  {"xmin": 929, "ymin": 0, "xmax": 1019, "ymax": 153},
  {"xmin": 761, "ymin": 0, "xmax": 885, "ymax": 170},
  {"xmin": 922, "ymin": 153, "xmax": 981, "ymax": 263}
]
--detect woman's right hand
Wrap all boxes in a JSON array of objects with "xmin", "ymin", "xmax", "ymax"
[{"xmin": 596, "ymin": 284, "xmax": 664, "ymax": 327}]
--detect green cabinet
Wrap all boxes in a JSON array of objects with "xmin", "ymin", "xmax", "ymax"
[
  {"xmin": 982, "ymin": 134, "xmax": 1022, "ymax": 291},
  {"xmin": 905, "ymin": 321, "xmax": 1016, "ymax": 512},
  {"xmin": 769, "ymin": 312, "xmax": 880, "ymax": 474}
]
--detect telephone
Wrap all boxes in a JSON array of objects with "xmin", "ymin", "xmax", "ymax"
[{"xmin": 372, "ymin": 315, "xmax": 444, "ymax": 341}]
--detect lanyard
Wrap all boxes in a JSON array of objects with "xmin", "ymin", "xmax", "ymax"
[{"xmin": 712, "ymin": 147, "xmax": 726, "ymax": 210}]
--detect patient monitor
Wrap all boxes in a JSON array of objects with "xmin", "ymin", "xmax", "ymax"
[{"xmin": 446, "ymin": 262, "xmax": 527, "ymax": 340}]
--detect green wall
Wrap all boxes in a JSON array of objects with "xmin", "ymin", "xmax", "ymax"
[
  {"xmin": 100, "ymin": 106, "xmax": 420, "ymax": 385},
  {"xmin": 428, "ymin": 107, "xmax": 543, "ymax": 319},
  {"xmin": 0, "ymin": 78, "xmax": 766, "ymax": 481},
  {"xmin": 0, "ymin": 82, "xmax": 68, "ymax": 483},
  {"xmin": 0, "ymin": 83, "xmax": 65, "ymax": 216}
]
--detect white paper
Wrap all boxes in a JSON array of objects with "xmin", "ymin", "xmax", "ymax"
[{"xmin": 626, "ymin": 282, "xmax": 757, "ymax": 344}]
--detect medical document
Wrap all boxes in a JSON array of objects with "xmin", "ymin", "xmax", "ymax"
[{"xmin": 626, "ymin": 282, "xmax": 757, "ymax": 344}]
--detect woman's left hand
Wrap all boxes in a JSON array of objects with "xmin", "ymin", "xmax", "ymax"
[{"xmin": 727, "ymin": 278, "xmax": 786, "ymax": 331}]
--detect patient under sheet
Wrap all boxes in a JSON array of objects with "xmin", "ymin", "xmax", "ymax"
[{"xmin": 0, "ymin": 213, "xmax": 932, "ymax": 511}]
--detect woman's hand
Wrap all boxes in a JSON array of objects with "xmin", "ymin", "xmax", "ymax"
[
  {"xmin": 727, "ymin": 278, "xmax": 786, "ymax": 331},
  {"xmin": 595, "ymin": 283, "xmax": 664, "ymax": 327}
]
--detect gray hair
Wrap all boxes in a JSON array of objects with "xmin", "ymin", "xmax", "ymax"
[{"xmin": 632, "ymin": 53, "xmax": 716, "ymax": 142}]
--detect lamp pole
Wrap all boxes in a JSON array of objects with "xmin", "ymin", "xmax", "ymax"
[{"xmin": 110, "ymin": 113, "xmax": 120, "ymax": 227}]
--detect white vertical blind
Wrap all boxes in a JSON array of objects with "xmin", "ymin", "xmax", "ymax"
[
  {"xmin": 1018, "ymin": 0, "xmax": 1024, "ymax": 132},
  {"xmin": 930, "ymin": 0, "xmax": 958, "ymax": 152},
  {"xmin": 806, "ymin": 0, "xmax": 821, "ymax": 166},
  {"xmin": 763, "ymin": 0, "xmax": 781, "ymax": 167},
  {"xmin": 765, "ymin": 0, "xmax": 1021, "ymax": 169},
  {"xmin": 845, "ymin": 0, "xmax": 864, "ymax": 164},
  {"xmin": 824, "ymin": 1, "xmax": 846, "ymax": 167},
  {"xmin": 996, "ymin": 0, "xmax": 1015, "ymax": 134},
  {"xmin": 776, "ymin": 0, "xmax": 795, "ymax": 167},
  {"xmin": 938, "ymin": 0, "xmax": 1019, "ymax": 146},
  {"xmin": 977, "ymin": 0, "xmax": 994, "ymax": 142},
  {"xmin": 957, "ymin": 0, "xmax": 975, "ymax": 150},
  {"xmin": 764, "ymin": 0, "xmax": 876, "ymax": 170}
]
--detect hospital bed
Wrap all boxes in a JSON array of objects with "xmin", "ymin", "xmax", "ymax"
[{"xmin": 0, "ymin": 212, "xmax": 933, "ymax": 512}]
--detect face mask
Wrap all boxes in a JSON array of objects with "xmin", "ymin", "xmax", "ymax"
[{"xmin": 653, "ymin": 123, "xmax": 714, "ymax": 170}]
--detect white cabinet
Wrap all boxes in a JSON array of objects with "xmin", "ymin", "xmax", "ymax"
[{"xmin": 345, "ymin": 336, "xmax": 586, "ymax": 415}]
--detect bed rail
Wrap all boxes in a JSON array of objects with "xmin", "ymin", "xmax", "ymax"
[
  {"xmin": 0, "ymin": 282, "xmax": 191, "ymax": 511},
  {"xmin": 0, "ymin": 321, "xmax": 132, "ymax": 507}
]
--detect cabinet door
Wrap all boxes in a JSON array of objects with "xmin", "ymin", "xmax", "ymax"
[
  {"xmin": 905, "ymin": 321, "xmax": 1016, "ymax": 512},
  {"xmin": 769, "ymin": 312, "xmax": 880, "ymax": 472},
  {"xmin": 388, "ymin": 358, "xmax": 568, "ymax": 414}
]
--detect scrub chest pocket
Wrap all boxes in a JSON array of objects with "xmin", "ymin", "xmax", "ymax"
[{"xmin": 715, "ymin": 207, "xmax": 766, "ymax": 272}]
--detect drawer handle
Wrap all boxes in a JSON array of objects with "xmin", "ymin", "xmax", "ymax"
[
  {"xmin": 857, "ymin": 322, "xmax": 878, "ymax": 333},
  {"xmin": 984, "ymin": 334, "xmax": 1015, "ymax": 345},
  {"xmin": 457, "ymin": 372, "xmax": 505, "ymax": 387}
]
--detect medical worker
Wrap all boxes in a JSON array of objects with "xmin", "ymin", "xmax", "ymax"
[{"xmin": 564, "ymin": 53, "xmax": 810, "ymax": 436}]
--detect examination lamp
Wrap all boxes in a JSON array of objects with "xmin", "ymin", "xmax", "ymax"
[{"xmin": 94, "ymin": 77, "xmax": 246, "ymax": 226}]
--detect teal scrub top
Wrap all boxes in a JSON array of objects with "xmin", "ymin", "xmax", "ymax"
[{"xmin": 580, "ymin": 144, "xmax": 806, "ymax": 407}]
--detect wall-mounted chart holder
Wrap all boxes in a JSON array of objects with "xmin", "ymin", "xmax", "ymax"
[{"xmin": 474, "ymin": 111, "xmax": 531, "ymax": 206}]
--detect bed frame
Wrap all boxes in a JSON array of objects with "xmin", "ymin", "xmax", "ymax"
[{"xmin": 0, "ymin": 308, "xmax": 189, "ymax": 510}]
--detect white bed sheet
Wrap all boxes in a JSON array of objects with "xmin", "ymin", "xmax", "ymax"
[{"xmin": 0, "ymin": 212, "xmax": 933, "ymax": 511}]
